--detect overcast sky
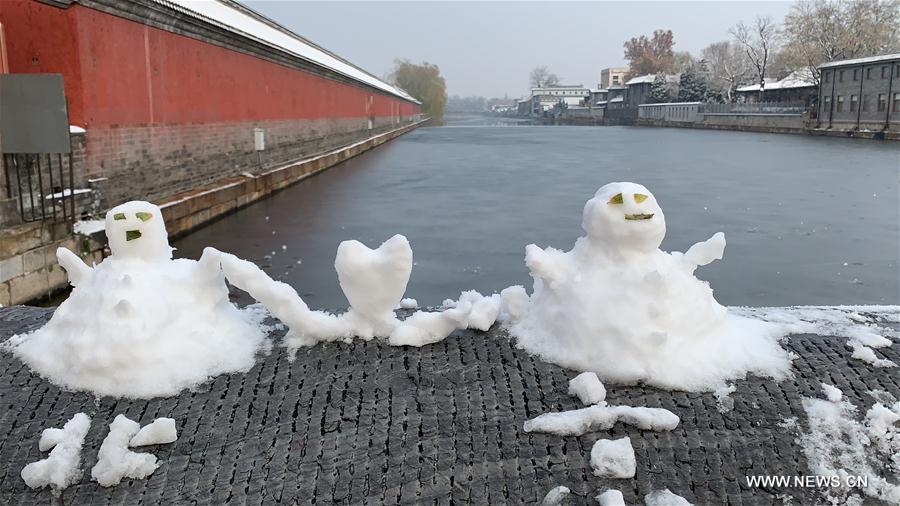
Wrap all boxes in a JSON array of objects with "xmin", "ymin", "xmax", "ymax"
[{"xmin": 246, "ymin": 1, "xmax": 795, "ymax": 98}]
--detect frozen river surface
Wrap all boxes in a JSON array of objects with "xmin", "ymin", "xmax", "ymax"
[{"xmin": 175, "ymin": 116, "xmax": 900, "ymax": 310}]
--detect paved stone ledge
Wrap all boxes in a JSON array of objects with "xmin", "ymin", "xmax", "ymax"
[{"xmin": 0, "ymin": 305, "xmax": 898, "ymax": 505}]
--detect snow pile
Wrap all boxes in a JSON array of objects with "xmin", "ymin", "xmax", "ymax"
[
  {"xmin": 130, "ymin": 418, "xmax": 178, "ymax": 446},
  {"xmin": 92, "ymin": 415, "xmax": 160, "ymax": 487},
  {"xmin": 541, "ymin": 485, "xmax": 571, "ymax": 505},
  {"xmin": 732, "ymin": 305, "xmax": 899, "ymax": 368},
  {"xmin": 6, "ymin": 202, "xmax": 268, "ymax": 398},
  {"xmin": 21, "ymin": 413, "xmax": 91, "ymax": 490},
  {"xmin": 590, "ymin": 436, "xmax": 636, "ymax": 478},
  {"xmin": 595, "ymin": 489, "xmax": 625, "ymax": 505},
  {"xmin": 821, "ymin": 383, "xmax": 843, "ymax": 403},
  {"xmin": 523, "ymin": 403, "xmax": 679, "ymax": 436},
  {"xmin": 644, "ymin": 489, "xmax": 692, "ymax": 505},
  {"xmin": 800, "ymin": 393, "xmax": 900, "ymax": 503},
  {"xmin": 507, "ymin": 183, "xmax": 793, "ymax": 392},
  {"xmin": 568, "ymin": 372, "xmax": 606, "ymax": 405},
  {"xmin": 218, "ymin": 235, "xmax": 476, "ymax": 350},
  {"xmin": 443, "ymin": 290, "xmax": 502, "ymax": 331}
]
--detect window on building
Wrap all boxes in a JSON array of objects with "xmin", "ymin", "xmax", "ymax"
[
  {"xmin": 897, "ymin": 64, "xmax": 900, "ymax": 77},
  {"xmin": 894, "ymin": 93, "xmax": 900, "ymax": 113},
  {"xmin": 839, "ymin": 70, "xmax": 844, "ymax": 82},
  {"xmin": 836, "ymin": 96, "xmax": 844, "ymax": 112},
  {"xmin": 866, "ymin": 68, "xmax": 872, "ymax": 80},
  {"xmin": 882, "ymin": 66, "xmax": 888, "ymax": 79},
  {"xmin": 850, "ymin": 95, "xmax": 858, "ymax": 112},
  {"xmin": 877, "ymin": 94, "xmax": 886, "ymax": 112},
  {"xmin": 853, "ymin": 69, "xmax": 858, "ymax": 81},
  {"xmin": 824, "ymin": 71, "xmax": 831, "ymax": 83},
  {"xmin": 862, "ymin": 95, "xmax": 870, "ymax": 112}
]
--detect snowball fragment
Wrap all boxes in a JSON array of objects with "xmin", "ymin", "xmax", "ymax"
[
  {"xmin": 21, "ymin": 413, "xmax": 91, "ymax": 490},
  {"xmin": 130, "ymin": 418, "xmax": 178, "ymax": 447},
  {"xmin": 568, "ymin": 372, "xmax": 606, "ymax": 405},
  {"xmin": 92, "ymin": 415, "xmax": 159, "ymax": 487},
  {"xmin": 523, "ymin": 404, "xmax": 679, "ymax": 436},
  {"xmin": 821, "ymin": 383, "xmax": 843, "ymax": 403},
  {"xmin": 541, "ymin": 485, "xmax": 571, "ymax": 505},
  {"xmin": 713, "ymin": 384, "xmax": 736, "ymax": 413},
  {"xmin": 644, "ymin": 489, "xmax": 692, "ymax": 505},
  {"xmin": 455, "ymin": 290, "xmax": 501, "ymax": 331},
  {"xmin": 595, "ymin": 489, "xmax": 625, "ymax": 505},
  {"xmin": 399, "ymin": 298, "xmax": 418, "ymax": 309},
  {"xmin": 388, "ymin": 303, "xmax": 471, "ymax": 347},
  {"xmin": 590, "ymin": 437, "xmax": 636, "ymax": 478}
]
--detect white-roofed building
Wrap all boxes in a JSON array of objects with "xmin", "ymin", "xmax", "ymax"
[{"xmin": 736, "ymin": 70, "xmax": 817, "ymax": 105}]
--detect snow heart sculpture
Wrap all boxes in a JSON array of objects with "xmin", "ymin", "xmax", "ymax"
[
  {"xmin": 509, "ymin": 182, "xmax": 792, "ymax": 391},
  {"xmin": 6, "ymin": 201, "xmax": 267, "ymax": 398}
]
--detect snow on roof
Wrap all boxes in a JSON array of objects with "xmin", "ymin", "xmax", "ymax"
[
  {"xmin": 818, "ymin": 52, "xmax": 900, "ymax": 69},
  {"xmin": 625, "ymin": 74, "xmax": 678, "ymax": 86},
  {"xmin": 736, "ymin": 70, "xmax": 816, "ymax": 92},
  {"xmin": 149, "ymin": 0, "xmax": 419, "ymax": 103},
  {"xmin": 609, "ymin": 96, "xmax": 624, "ymax": 103}
]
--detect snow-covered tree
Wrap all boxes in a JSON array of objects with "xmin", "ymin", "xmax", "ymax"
[
  {"xmin": 648, "ymin": 74, "xmax": 673, "ymax": 103},
  {"xmin": 677, "ymin": 66, "xmax": 709, "ymax": 102},
  {"xmin": 730, "ymin": 16, "xmax": 781, "ymax": 102}
]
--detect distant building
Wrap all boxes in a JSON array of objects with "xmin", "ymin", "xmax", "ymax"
[
  {"xmin": 530, "ymin": 85, "xmax": 590, "ymax": 114},
  {"xmin": 625, "ymin": 74, "xmax": 678, "ymax": 108},
  {"xmin": 516, "ymin": 98, "xmax": 532, "ymax": 116},
  {"xmin": 736, "ymin": 70, "xmax": 817, "ymax": 105},
  {"xmin": 600, "ymin": 67, "xmax": 628, "ymax": 89},
  {"xmin": 816, "ymin": 53, "xmax": 900, "ymax": 132}
]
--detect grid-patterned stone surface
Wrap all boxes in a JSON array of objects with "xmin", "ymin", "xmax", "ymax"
[{"xmin": 0, "ymin": 305, "xmax": 897, "ymax": 505}]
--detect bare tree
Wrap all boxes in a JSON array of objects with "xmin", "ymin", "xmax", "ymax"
[
  {"xmin": 730, "ymin": 16, "xmax": 781, "ymax": 101},
  {"xmin": 781, "ymin": 0, "xmax": 900, "ymax": 84},
  {"xmin": 701, "ymin": 41, "xmax": 751, "ymax": 102},
  {"xmin": 530, "ymin": 66, "xmax": 560, "ymax": 89}
]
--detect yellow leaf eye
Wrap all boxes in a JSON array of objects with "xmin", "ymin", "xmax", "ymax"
[
  {"xmin": 634, "ymin": 193, "xmax": 649, "ymax": 203},
  {"xmin": 608, "ymin": 193, "xmax": 624, "ymax": 205},
  {"xmin": 113, "ymin": 213, "xmax": 126, "ymax": 220},
  {"xmin": 135, "ymin": 212, "xmax": 153, "ymax": 222}
]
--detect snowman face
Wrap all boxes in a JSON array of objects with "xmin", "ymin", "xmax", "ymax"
[
  {"xmin": 582, "ymin": 182, "xmax": 666, "ymax": 253},
  {"xmin": 104, "ymin": 201, "xmax": 172, "ymax": 261}
]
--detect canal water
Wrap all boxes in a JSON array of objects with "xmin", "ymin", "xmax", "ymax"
[{"xmin": 174, "ymin": 115, "xmax": 900, "ymax": 311}]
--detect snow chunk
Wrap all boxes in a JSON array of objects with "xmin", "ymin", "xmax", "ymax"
[
  {"xmin": 498, "ymin": 285, "xmax": 529, "ymax": 323},
  {"xmin": 523, "ymin": 404, "xmax": 679, "ymax": 436},
  {"xmin": 800, "ymin": 396, "xmax": 900, "ymax": 503},
  {"xmin": 821, "ymin": 383, "xmax": 843, "ymax": 403},
  {"xmin": 568, "ymin": 372, "xmax": 606, "ymax": 405},
  {"xmin": 399, "ymin": 298, "xmax": 418, "ymax": 309},
  {"xmin": 389, "ymin": 303, "xmax": 471, "ymax": 347},
  {"xmin": 590, "ymin": 436, "xmax": 636, "ymax": 478},
  {"xmin": 848, "ymin": 342, "xmax": 896, "ymax": 368},
  {"xmin": 92, "ymin": 415, "xmax": 159, "ymax": 487},
  {"xmin": 713, "ymin": 384, "xmax": 736, "ymax": 413},
  {"xmin": 645, "ymin": 489, "xmax": 692, "ymax": 505},
  {"xmin": 21, "ymin": 413, "xmax": 91, "ymax": 490},
  {"xmin": 511, "ymin": 183, "xmax": 793, "ymax": 392},
  {"xmin": 541, "ymin": 485, "xmax": 571, "ymax": 505},
  {"xmin": 596, "ymin": 489, "xmax": 625, "ymax": 505},
  {"xmin": 454, "ymin": 290, "xmax": 501, "ymax": 331},
  {"xmin": 6, "ymin": 202, "xmax": 267, "ymax": 398},
  {"xmin": 130, "ymin": 418, "xmax": 178, "ymax": 447}
]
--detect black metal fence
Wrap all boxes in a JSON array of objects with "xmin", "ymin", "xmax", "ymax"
[
  {"xmin": 703, "ymin": 101, "xmax": 808, "ymax": 115},
  {"xmin": 2, "ymin": 153, "xmax": 75, "ymax": 223}
]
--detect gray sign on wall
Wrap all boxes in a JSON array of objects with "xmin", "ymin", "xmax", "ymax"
[{"xmin": 0, "ymin": 73, "xmax": 71, "ymax": 154}]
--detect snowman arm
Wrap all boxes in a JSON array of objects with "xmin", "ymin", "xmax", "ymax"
[
  {"xmin": 525, "ymin": 244, "xmax": 563, "ymax": 287},
  {"xmin": 197, "ymin": 247, "xmax": 223, "ymax": 277},
  {"xmin": 683, "ymin": 232, "xmax": 726, "ymax": 267},
  {"xmin": 56, "ymin": 247, "xmax": 93, "ymax": 287}
]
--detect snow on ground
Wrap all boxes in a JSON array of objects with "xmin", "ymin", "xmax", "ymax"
[
  {"xmin": 568, "ymin": 372, "xmax": 606, "ymax": 405},
  {"xmin": 595, "ymin": 489, "xmax": 625, "ymax": 505},
  {"xmin": 799, "ymin": 391, "xmax": 900, "ymax": 503},
  {"xmin": 524, "ymin": 404, "xmax": 680, "ymax": 436},
  {"xmin": 130, "ymin": 418, "xmax": 178, "ymax": 447},
  {"xmin": 821, "ymin": 383, "xmax": 843, "ymax": 403},
  {"xmin": 73, "ymin": 219, "xmax": 105, "ymax": 236},
  {"xmin": 713, "ymin": 384, "xmax": 736, "ymax": 413},
  {"xmin": 92, "ymin": 415, "xmax": 160, "ymax": 487},
  {"xmin": 590, "ymin": 436, "xmax": 636, "ymax": 478},
  {"xmin": 644, "ymin": 489, "xmax": 692, "ymax": 505},
  {"xmin": 541, "ymin": 485, "xmax": 571, "ymax": 505},
  {"xmin": 21, "ymin": 413, "xmax": 91, "ymax": 490},
  {"xmin": 507, "ymin": 183, "xmax": 793, "ymax": 392},
  {"xmin": 5, "ymin": 202, "xmax": 268, "ymax": 398}
]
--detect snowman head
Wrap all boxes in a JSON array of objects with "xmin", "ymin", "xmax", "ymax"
[
  {"xmin": 104, "ymin": 201, "xmax": 172, "ymax": 261},
  {"xmin": 582, "ymin": 182, "xmax": 666, "ymax": 253}
]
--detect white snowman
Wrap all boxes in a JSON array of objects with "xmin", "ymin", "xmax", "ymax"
[
  {"xmin": 8, "ymin": 201, "xmax": 267, "ymax": 398},
  {"xmin": 511, "ymin": 182, "xmax": 790, "ymax": 391}
]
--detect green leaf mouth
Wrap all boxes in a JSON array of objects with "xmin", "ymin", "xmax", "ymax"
[
  {"xmin": 126, "ymin": 230, "xmax": 142, "ymax": 241},
  {"xmin": 624, "ymin": 213, "xmax": 654, "ymax": 221}
]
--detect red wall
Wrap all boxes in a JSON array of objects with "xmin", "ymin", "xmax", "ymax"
[{"xmin": 0, "ymin": 1, "xmax": 419, "ymax": 127}]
